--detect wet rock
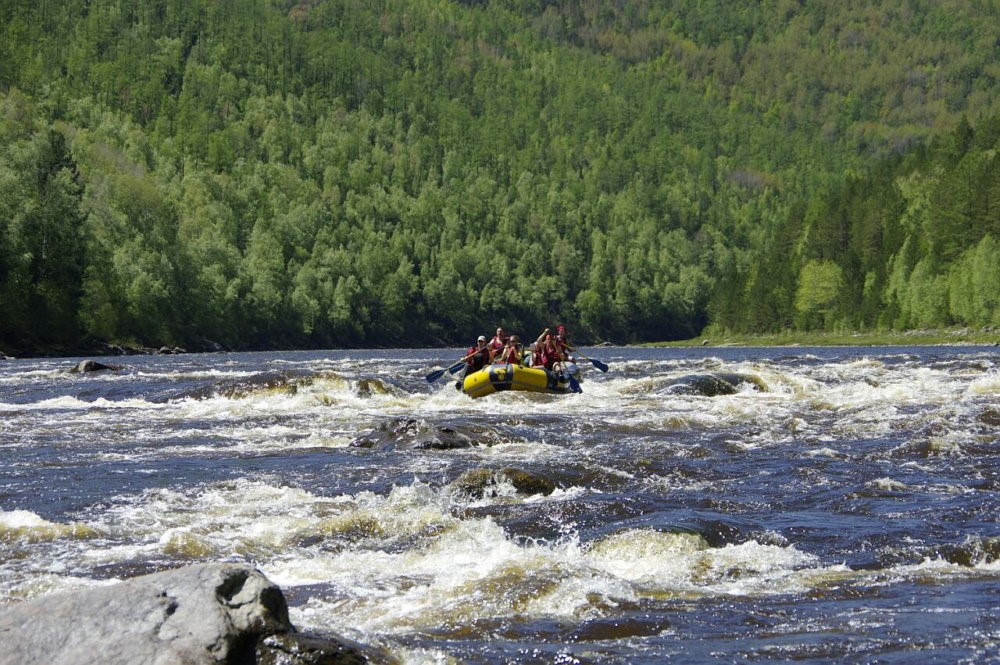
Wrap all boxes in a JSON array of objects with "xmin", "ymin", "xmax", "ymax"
[
  {"xmin": 68, "ymin": 359, "xmax": 123, "ymax": 373},
  {"xmin": 970, "ymin": 475, "xmax": 1000, "ymax": 491},
  {"xmin": 977, "ymin": 407, "xmax": 1000, "ymax": 428},
  {"xmin": 350, "ymin": 418, "xmax": 420, "ymax": 448},
  {"xmin": 452, "ymin": 467, "xmax": 557, "ymax": 498},
  {"xmin": 501, "ymin": 468, "xmax": 558, "ymax": 495},
  {"xmin": 0, "ymin": 563, "xmax": 286, "ymax": 665},
  {"xmin": 0, "ymin": 563, "xmax": 385, "ymax": 665},
  {"xmin": 257, "ymin": 632, "xmax": 394, "ymax": 665},
  {"xmin": 568, "ymin": 615, "xmax": 671, "ymax": 642},
  {"xmin": 179, "ymin": 370, "xmax": 307, "ymax": 400},
  {"xmin": 929, "ymin": 537, "xmax": 1000, "ymax": 567},
  {"xmin": 715, "ymin": 372, "xmax": 767, "ymax": 391},
  {"xmin": 695, "ymin": 519, "xmax": 743, "ymax": 547},
  {"xmin": 190, "ymin": 337, "xmax": 229, "ymax": 353},
  {"xmin": 413, "ymin": 426, "xmax": 473, "ymax": 450},
  {"xmin": 156, "ymin": 346, "xmax": 187, "ymax": 355},
  {"xmin": 351, "ymin": 418, "xmax": 477, "ymax": 450},
  {"xmin": 354, "ymin": 378, "xmax": 393, "ymax": 398},
  {"xmin": 661, "ymin": 372, "xmax": 767, "ymax": 396}
]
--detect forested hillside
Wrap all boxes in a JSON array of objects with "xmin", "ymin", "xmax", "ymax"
[
  {"xmin": 2, "ymin": 0, "xmax": 999, "ymax": 354},
  {"xmin": 713, "ymin": 116, "xmax": 1000, "ymax": 334}
]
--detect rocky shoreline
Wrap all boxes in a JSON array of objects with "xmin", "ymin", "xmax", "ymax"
[
  {"xmin": 0, "ymin": 340, "xmax": 223, "ymax": 360},
  {"xmin": 0, "ymin": 563, "xmax": 392, "ymax": 665}
]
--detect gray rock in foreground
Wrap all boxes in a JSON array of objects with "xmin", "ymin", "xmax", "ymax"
[{"xmin": 0, "ymin": 563, "xmax": 382, "ymax": 665}]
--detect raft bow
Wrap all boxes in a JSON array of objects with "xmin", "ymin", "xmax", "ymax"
[{"xmin": 461, "ymin": 363, "xmax": 581, "ymax": 398}]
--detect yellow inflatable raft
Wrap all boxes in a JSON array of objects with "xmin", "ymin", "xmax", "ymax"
[{"xmin": 462, "ymin": 363, "xmax": 581, "ymax": 398}]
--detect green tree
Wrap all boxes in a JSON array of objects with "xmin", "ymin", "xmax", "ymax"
[
  {"xmin": 794, "ymin": 259, "xmax": 844, "ymax": 330},
  {"xmin": 948, "ymin": 235, "xmax": 1000, "ymax": 326}
]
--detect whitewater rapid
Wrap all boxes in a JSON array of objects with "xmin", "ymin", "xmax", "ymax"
[{"xmin": 1, "ymin": 346, "xmax": 998, "ymax": 662}]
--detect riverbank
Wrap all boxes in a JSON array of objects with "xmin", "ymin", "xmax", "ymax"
[
  {"xmin": 4, "ymin": 327, "xmax": 997, "ymax": 360},
  {"xmin": 651, "ymin": 327, "xmax": 1000, "ymax": 347}
]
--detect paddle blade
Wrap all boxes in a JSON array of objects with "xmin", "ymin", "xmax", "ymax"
[
  {"xmin": 568, "ymin": 374, "xmax": 583, "ymax": 393},
  {"xmin": 589, "ymin": 357, "xmax": 609, "ymax": 373},
  {"xmin": 427, "ymin": 358, "xmax": 468, "ymax": 383}
]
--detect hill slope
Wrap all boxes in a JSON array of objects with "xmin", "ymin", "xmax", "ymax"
[{"xmin": 1, "ymin": 0, "xmax": 998, "ymax": 353}]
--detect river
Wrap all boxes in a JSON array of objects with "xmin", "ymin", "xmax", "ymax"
[{"xmin": 1, "ymin": 346, "xmax": 998, "ymax": 663}]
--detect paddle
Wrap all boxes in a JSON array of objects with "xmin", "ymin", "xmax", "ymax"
[
  {"xmin": 567, "ymin": 372, "xmax": 583, "ymax": 393},
  {"xmin": 425, "ymin": 351, "xmax": 476, "ymax": 383},
  {"xmin": 551, "ymin": 360, "xmax": 582, "ymax": 394},
  {"xmin": 566, "ymin": 345, "xmax": 609, "ymax": 373}
]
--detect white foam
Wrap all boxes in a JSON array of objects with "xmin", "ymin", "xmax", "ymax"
[
  {"xmin": 966, "ymin": 371, "xmax": 1000, "ymax": 397},
  {"xmin": 870, "ymin": 477, "xmax": 908, "ymax": 491},
  {"xmin": 0, "ymin": 509, "xmax": 99, "ymax": 543},
  {"xmin": 273, "ymin": 517, "xmax": 826, "ymax": 635}
]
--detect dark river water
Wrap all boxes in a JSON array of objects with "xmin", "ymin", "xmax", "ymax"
[{"xmin": 1, "ymin": 346, "xmax": 999, "ymax": 663}]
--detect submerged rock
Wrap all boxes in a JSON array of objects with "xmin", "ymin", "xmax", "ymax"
[
  {"xmin": 0, "ymin": 563, "xmax": 384, "ymax": 665},
  {"xmin": 413, "ymin": 425, "xmax": 474, "ymax": 450},
  {"xmin": 452, "ymin": 467, "xmax": 557, "ymax": 498},
  {"xmin": 68, "ymin": 360, "xmax": 123, "ymax": 374},
  {"xmin": 351, "ymin": 417, "xmax": 478, "ymax": 450},
  {"xmin": 350, "ymin": 417, "xmax": 420, "ymax": 449},
  {"xmin": 176, "ymin": 370, "xmax": 308, "ymax": 400},
  {"xmin": 978, "ymin": 407, "xmax": 1000, "ymax": 428},
  {"xmin": 927, "ymin": 537, "xmax": 1000, "ymax": 568},
  {"xmin": 661, "ymin": 372, "xmax": 767, "ymax": 396},
  {"xmin": 353, "ymin": 378, "xmax": 393, "ymax": 398}
]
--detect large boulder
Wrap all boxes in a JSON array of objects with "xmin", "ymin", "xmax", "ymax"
[{"xmin": 0, "ymin": 563, "xmax": 379, "ymax": 665}]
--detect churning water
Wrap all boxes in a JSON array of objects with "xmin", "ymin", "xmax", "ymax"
[{"xmin": 1, "ymin": 346, "xmax": 999, "ymax": 663}]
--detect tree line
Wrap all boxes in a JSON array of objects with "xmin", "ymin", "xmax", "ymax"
[
  {"xmin": 1, "ymin": 0, "xmax": 998, "ymax": 355},
  {"xmin": 712, "ymin": 116, "xmax": 1000, "ymax": 333}
]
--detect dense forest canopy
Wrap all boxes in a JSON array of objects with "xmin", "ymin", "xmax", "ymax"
[{"xmin": 1, "ymin": 0, "xmax": 999, "ymax": 354}]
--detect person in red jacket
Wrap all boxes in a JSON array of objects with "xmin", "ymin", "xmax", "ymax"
[
  {"xmin": 498, "ymin": 335, "xmax": 523, "ymax": 365},
  {"xmin": 554, "ymin": 324, "xmax": 575, "ymax": 362},
  {"xmin": 487, "ymin": 327, "xmax": 508, "ymax": 357},
  {"xmin": 532, "ymin": 329, "xmax": 550, "ymax": 368},
  {"xmin": 463, "ymin": 335, "xmax": 492, "ymax": 376},
  {"xmin": 536, "ymin": 331, "xmax": 565, "ymax": 370}
]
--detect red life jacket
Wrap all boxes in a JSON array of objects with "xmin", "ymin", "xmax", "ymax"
[
  {"xmin": 500, "ymin": 345, "xmax": 521, "ymax": 365},
  {"xmin": 488, "ymin": 336, "xmax": 506, "ymax": 356},
  {"xmin": 466, "ymin": 347, "xmax": 489, "ymax": 372},
  {"xmin": 532, "ymin": 347, "xmax": 543, "ymax": 367},
  {"xmin": 540, "ymin": 341, "xmax": 563, "ymax": 369}
]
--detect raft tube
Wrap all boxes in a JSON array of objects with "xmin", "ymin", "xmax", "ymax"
[{"xmin": 462, "ymin": 363, "xmax": 580, "ymax": 398}]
